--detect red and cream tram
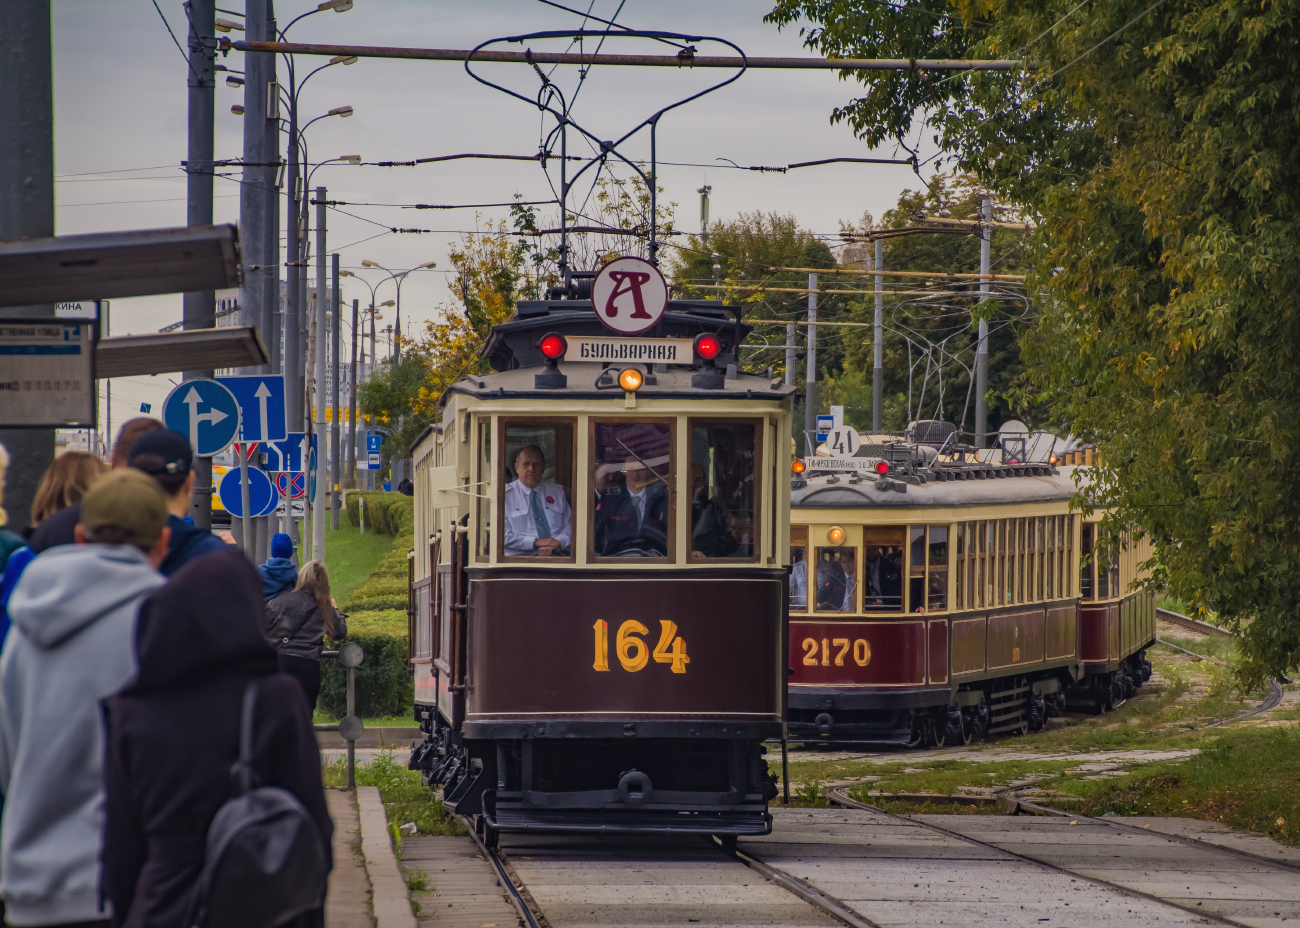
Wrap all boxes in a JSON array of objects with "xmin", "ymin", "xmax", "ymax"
[
  {"xmin": 408, "ymin": 283, "xmax": 792, "ymax": 840},
  {"xmin": 787, "ymin": 434, "xmax": 1155, "ymax": 745}
]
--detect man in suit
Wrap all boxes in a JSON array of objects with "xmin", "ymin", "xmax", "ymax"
[
  {"xmin": 863, "ymin": 544, "xmax": 903, "ymax": 610},
  {"xmin": 503, "ymin": 445, "xmax": 572, "ymax": 556},
  {"xmin": 594, "ymin": 454, "xmax": 668, "ymax": 557}
]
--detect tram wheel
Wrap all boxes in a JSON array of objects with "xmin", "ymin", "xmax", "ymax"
[
  {"xmin": 904, "ymin": 714, "xmax": 927, "ymax": 749},
  {"xmin": 959, "ymin": 709, "xmax": 975, "ymax": 745},
  {"xmin": 928, "ymin": 714, "xmax": 947, "ymax": 749}
]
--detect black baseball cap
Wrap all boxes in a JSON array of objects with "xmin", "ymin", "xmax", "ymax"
[{"xmin": 128, "ymin": 429, "xmax": 194, "ymax": 477}]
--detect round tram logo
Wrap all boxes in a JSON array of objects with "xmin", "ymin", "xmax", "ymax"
[{"xmin": 590, "ymin": 256, "xmax": 669, "ymax": 335}]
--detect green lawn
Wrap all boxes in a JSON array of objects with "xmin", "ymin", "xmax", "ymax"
[{"xmin": 323, "ymin": 511, "xmax": 392, "ymax": 603}]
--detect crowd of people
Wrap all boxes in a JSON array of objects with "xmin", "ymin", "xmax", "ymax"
[{"xmin": 0, "ymin": 419, "xmax": 352, "ymax": 928}]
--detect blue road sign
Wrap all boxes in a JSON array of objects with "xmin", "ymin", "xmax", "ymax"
[
  {"xmin": 162, "ymin": 379, "xmax": 240, "ymax": 457},
  {"xmin": 218, "ymin": 466, "xmax": 277, "ymax": 518},
  {"xmin": 265, "ymin": 432, "xmax": 309, "ymax": 472},
  {"xmin": 815, "ymin": 415, "xmax": 834, "ymax": 443},
  {"xmin": 367, "ymin": 434, "xmax": 383, "ymax": 453},
  {"xmin": 216, "ymin": 375, "xmax": 287, "ymax": 442},
  {"xmin": 308, "ymin": 445, "xmax": 318, "ymax": 502}
]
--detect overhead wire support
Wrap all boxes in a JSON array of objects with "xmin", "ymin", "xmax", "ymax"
[{"xmin": 222, "ymin": 39, "xmax": 1023, "ymax": 71}]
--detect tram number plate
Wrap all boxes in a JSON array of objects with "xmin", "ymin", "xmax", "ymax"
[
  {"xmin": 802, "ymin": 637, "xmax": 872, "ymax": 667},
  {"xmin": 593, "ymin": 620, "xmax": 690, "ymax": 674}
]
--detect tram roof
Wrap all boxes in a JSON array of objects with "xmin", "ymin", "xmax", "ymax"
[{"xmin": 792, "ymin": 467, "xmax": 1080, "ymax": 510}]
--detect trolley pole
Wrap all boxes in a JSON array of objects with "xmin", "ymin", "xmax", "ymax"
[
  {"xmin": 347, "ymin": 298, "xmax": 358, "ymax": 489},
  {"xmin": 0, "ymin": 0, "xmax": 55, "ymax": 532},
  {"xmin": 804, "ymin": 273, "xmax": 818, "ymax": 454},
  {"xmin": 331, "ymin": 253, "xmax": 341, "ymax": 531},
  {"xmin": 873, "ymin": 238, "xmax": 883, "ymax": 434},
  {"xmin": 312, "ymin": 190, "xmax": 328, "ymax": 562},
  {"xmin": 974, "ymin": 198, "xmax": 991, "ymax": 450},
  {"xmin": 184, "ymin": 0, "xmax": 217, "ymax": 530}
]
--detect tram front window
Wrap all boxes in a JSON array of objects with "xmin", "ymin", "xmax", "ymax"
[
  {"xmin": 688, "ymin": 421, "xmax": 757, "ymax": 560},
  {"xmin": 790, "ymin": 526, "xmax": 809, "ymax": 610},
  {"xmin": 815, "ymin": 546, "xmax": 857, "ymax": 612},
  {"xmin": 502, "ymin": 421, "xmax": 574, "ymax": 558},
  {"xmin": 592, "ymin": 420, "xmax": 674, "ymax": 559},
  {"xmin": 862, "ymin": 527, "xmax": 905, "ymax": 611}
]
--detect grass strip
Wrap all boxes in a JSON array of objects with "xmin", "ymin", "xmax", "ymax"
[{"xmin": 323, "ymin": 751, "xmax": 465, "ymax": 837}]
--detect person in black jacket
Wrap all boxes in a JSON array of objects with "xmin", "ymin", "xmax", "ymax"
[
  {"xmin": 266, "ymin": 560, "xmax": 347, "ymax": 709},
  {"xmin": 102, "ymin": 547, "xmax": 331, "ymax": 928}
]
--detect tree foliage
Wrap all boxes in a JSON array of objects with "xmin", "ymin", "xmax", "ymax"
[{"xmin": 767, "ymin": 0, "xmax": 1300, "ymax": 680}]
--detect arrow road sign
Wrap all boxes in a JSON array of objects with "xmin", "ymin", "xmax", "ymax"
[
  {"xmin": 218, "ymin": 466, "xmax": 277, "ymax": 518},
  {"xmin": 366, "ymin": 434, "xmax": 383, "ymax": 453},
  {"xmin": 216, "ymin": 375, "xmax": 287, "ymax": 442},
  {"xmin": 162, "ymin": 378, "xmax": 240, "ymax": 457},
  {"xmin": 266, "ymin": 431, "xmax": 309, "ymax": 472}
]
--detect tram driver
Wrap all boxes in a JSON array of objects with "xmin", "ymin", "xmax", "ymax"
[
  {"xmin": 504, "ymin": 444, "xmax": 572, "ymax": 556},
  {"xmin": 594, "ymin": 453, "xmax": 669, "ymax": 557}
]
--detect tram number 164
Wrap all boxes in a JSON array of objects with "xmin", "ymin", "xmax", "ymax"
[
  {"xmin": 803, "ymin": 637, "xmax": 872, "ymax": 667},
  {"xmin": 594, "ymin": 620, "xmax": 690, "ymax": 674}
]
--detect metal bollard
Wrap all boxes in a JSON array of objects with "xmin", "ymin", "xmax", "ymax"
[
  {"xmin": 358, "ymin": 497, "xmax": 365, "ymax": 535},
  {"xmin": 315, "ymin": 641, "xmax": 365, "ymax": 789}
]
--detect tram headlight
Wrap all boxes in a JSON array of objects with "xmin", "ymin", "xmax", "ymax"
[
  {"xmin": 618, "ymin": 367, "xmax": 644, "ymax": 392},
  {"xmin": 791, "ymin": 459, "xmax": 806, "ymax": 474},
  {"xmin": 827, "ymin": 525, "xmax": 846, "ymax": 545}
]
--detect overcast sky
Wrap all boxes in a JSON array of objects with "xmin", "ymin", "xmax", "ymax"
[{"xmin": 52, "ymin": 0, "xmax": 941, "ymax": 426}]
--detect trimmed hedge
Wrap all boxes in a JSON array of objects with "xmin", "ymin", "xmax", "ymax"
[
  {"xmin": 344, "ymin": 491, "xmax": 413, "ymax": 536},
  {"xmin": 320, "ymin": 631, "xmax": 412, "ymax": 718}
]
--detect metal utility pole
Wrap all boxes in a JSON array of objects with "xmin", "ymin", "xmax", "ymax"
[
  {"xmin": 239, "ymin": 0, "xmax": 271, "ymax": 370},
  {"xmin": 312, "ymin": 188, "xmax": 328, "ymax": 562},
  {"xmin": 803, "ymin": 273, "xmax": 817, "ymax": 454},
  {"xmin": 330, "ymin": 253, "xmax": 341, "ymax": 530},
  {"xmin": 184, "ymin": 0, "xmax": 217, "ymax": 529},
  {"xmin": 974, "ymin": 197, "xmax": 991, "ymax": 450},
  {"xmin": 284, "ymin": 98, "xmax": 302, "ymax": 425},
  {"xmin": 784, "ymin": 321, "xmax": 795, "ymax": 387},
  {"xmin": 874, "ymin": 238, "xmax": 884, "ymax": 434},
  {"xmin": 347, "ymin": 297, "xmax": 358, "ymax": 489},
  {"xmin": 0, "ymin": 0, "xmax": 55, "ymax": 531},
  {"xmin": 697, "ymin": 184, "xmax": 711, "ymax": 241}
]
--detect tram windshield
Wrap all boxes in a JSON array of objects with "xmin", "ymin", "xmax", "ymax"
[
  {"xmin": 861, "ymin": 527, "xmax": 905, "ymax": 611},
  {"xmin": 501, "ymin": 421, "xmax": 575, "ymax": 558},
  {"xmin": 592, "ymin": 420, "xmax": 674, "ymax": 559},
  {"xmin": 688, "ymin": 420, "xmax": 757, "ymax": 560},
  {"xmin": 790, "ymin": 526, "xmax": 809, "ymax": 610}
]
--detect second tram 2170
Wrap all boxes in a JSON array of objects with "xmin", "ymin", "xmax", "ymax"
[
  {"xmin": 787, "ymin": 432, "xmax": 1156, "ymax": 746},
  {"xmin": 408, "ymin": 291, "xmax": 791, "ymax": 841}
]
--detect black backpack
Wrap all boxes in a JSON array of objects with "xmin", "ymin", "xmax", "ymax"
[{"xmin": 186, "ymin": 679, "xmax": 328, "ymax": 928}]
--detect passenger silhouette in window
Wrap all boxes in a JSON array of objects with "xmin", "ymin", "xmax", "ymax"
[
  {"xmin": 863, "ymin": 544, "xmax": 903, "ymax": 610},
  {"xmin": 594, "ymin": 453, "xmax": 669, "ymax": 557},
  {"xmin": 689, "ymin": 464, "xmax": 739, "ymax": 559}
]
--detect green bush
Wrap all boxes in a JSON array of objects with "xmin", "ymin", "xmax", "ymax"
[
  {"xmin": 320, "ymin": 632, "xmax": 412, "ymax": 718},
  {"xmin": 344, "ymin": 492, "xmax": 413, "ymax": 536}
]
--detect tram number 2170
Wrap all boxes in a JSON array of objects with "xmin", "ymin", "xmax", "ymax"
[
  {"xmin": 802, "ymin": 637, "xmax": 873, "ymax": 668},
  {"xmin": 594, "ymin": 620, "xmax": 690, "ymax": 674}
]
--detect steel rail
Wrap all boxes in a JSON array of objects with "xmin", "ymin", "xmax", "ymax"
[
  {"xmin": 461, "ymin": 817, "xmax": 546, "ymax": 928},
  {"xmin": 224, "ymin": 40, "xmax": 1023, "ymax": 70},
  {"xmin": 1156, "ymin": 605, "xmax": 1234, "ymax": 638},
  {"xmin": 710, "ymin": 836, "xmax": 883, "ymax": 928},
  {"xmin": 826, "ymin": 788, "xmax": 1257, "ymax": 928}
]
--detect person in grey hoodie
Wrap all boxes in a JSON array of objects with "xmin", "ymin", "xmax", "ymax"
[{"xmin": 0, "ymin": 470, "xmax": 171, "ymax": 927}]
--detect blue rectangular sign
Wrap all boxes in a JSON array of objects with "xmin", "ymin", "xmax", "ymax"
[
  {"xmin": 366, "ymin": 434, "xmax": 383, "ymax": 453},
  {"xmin": 216, "ymin": 374, "xmax": 287, "ymax": 442}
]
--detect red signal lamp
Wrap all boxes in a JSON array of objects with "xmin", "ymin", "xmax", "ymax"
[
  {"xmin": 535, "ymin": 332, "xmax": 568, "ymax": 389},
  {"xmin": 694, "ymin": 333, "xmax": 722, "ymax": 360},
  {"xmin": 874, "ymin": 460, "xmax": 890, "ymax": 475},
  {"xmin": 692, "ymin": 332, "xmax": 725, "ymax": 389}
]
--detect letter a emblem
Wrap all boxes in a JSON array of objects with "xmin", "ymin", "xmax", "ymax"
[{"xmin": 590, "ymin": 256, "xmax": 669, "ymax": 335}]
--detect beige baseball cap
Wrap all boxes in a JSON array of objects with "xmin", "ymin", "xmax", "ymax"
[{"xmin": 80, "ymin": 469, "xmax": 169, "ymax": 548}]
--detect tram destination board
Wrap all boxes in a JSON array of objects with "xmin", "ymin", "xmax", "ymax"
[
  {"xmin": 567, "ymin": 335, "xmax": 694, "ymax": 363},
  {"xmin": 0, "ymin": 319, "xmax": 96, "ymax": 428}
]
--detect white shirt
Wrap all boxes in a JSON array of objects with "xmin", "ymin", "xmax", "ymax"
[
  {"xmin": 790, "ymin": 560, "xmax": 807, "ymax": 608},
  {"xmin": 503, "ymin": 479, "xmax": 572, "ymax": 556}
]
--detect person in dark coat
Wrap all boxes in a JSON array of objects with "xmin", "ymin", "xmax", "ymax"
[
  {"xmin": 128, "ymin": 429, "xmax": 232, "ymax": 575},
  {"xmin": 265, "ymin": 560, "xmax": 347, "ymax": 709},
  {"xmin": 102, "ymin": 547, "xmax": 332, "ymax": 928},
  {"xmin": 258, "ymin": 532, "xmax": 299, "ymax": 600}
]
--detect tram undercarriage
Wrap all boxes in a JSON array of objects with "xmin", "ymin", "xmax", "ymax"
[
  {"xmin": 787, "ymin": 649, "xmax": 1152, "ymax": 748},
  {"xmin": 411, "ymin": 714, "xmax": 777, "ymax": 839}
]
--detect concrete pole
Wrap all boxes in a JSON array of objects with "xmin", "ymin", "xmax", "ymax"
[
  {"xmin": 784, "ymin": 322, "xmax": 794, "ymax": 386},
  {"xmin": 331, "ymin": 253, "xmax": 341, "ymax": 530},
  {"xmin": 347, "ymin": 298, "xmax": 358, "ymax": 489},
  {"xmin": 0, "ymin": 0, "xmax": 55, "ymax": 532},
  {"xmin": 974, "ymin": 197, "xmax": 991, "ymax": 450},
  {"xmin": 284, "ymin": 102, "xmax": 302, "ymax": 423},
  {"xmin": 873, "ymin": 237, "xmax": 884, "ymax": 434},
  {"xmin": 184, "ymin": 0, "xmax": 217, "ymax": 530},
  {"xmin": 312, "ymin": 188, "xmax": 328, "ymax": 562},
  {"xmin": 803, "ymin": 273, "xmax": 817, "ymax": 455},
  {"xmin": 239, "ymin": 0, "xmax": 269, "ymax": 366}
]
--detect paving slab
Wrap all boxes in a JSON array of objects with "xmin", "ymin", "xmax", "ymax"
[
  {"xmin": 741, "ymin": 808, "xmax": 1215, "ymax": 928},
  {"xmin": 403, "ymin": 835, "xmax": 521, "ymax": 927},
  {"xmin": 1113, "ymin": 817, "xmax": 1300, "ymax": 867},
  {"xmin": 500, "ymin": 832, "xmax": 837, "ymax": 927},
  {"xmin": 326, "ymin": 789, "xmax": 375, "ymax": 928},
  {"xmin": 919, "ymin": 813, "xmax": 1300, "ymax": 927},
  {"xmin": 357, "ymin": 786, "xmax": 419, "ymax": 928}
]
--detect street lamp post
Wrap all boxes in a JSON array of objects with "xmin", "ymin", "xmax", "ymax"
[{"xmin": 359, "ymin": 260, "xmax": 437, "ymax": 363}]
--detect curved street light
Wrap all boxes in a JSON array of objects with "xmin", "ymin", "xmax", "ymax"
[{"xmin": 358, "ymin": 260, "xmax": 438, "ymax": 362}]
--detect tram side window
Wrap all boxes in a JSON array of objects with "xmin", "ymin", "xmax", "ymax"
[
  {"xmin": 501, "ymin": 421, "xmax": 575, "ymax": 558},
  {"xmin": 688, "ymin": 420, "xmax": 757, "ymax": 560},
  {"xmin": 1080, "ymin": 522, "xmax": 1095, "ymax": 599},
  {"xmin": 1045, "ymin": 516, "xmax": 1057, "ymax": 600},
  {"xmin": 1108, "ymin": 542, "xmax": 1121, "ymax": 597},
  {"xmin": 977, "ymin": 520, "xmax": 988, "ymax": 610},
  {"xmin": 591, "ymin": 420, "xmax": 674, "ymax": 559},
  {"xmin": 815, "ymin": 546, "xmax": 857, "ymax": 612},
  {"xmin": 475, "ymin": 420, "xmax": 492, "ymax": 560},
  {"xmin": 955, "ymin": 525, "xmax": 965, "ymax": 610},
  {"xmin": 862, "ymin": 527, "xmax": 905, "ymax": 612},
  {"xmin": 910, "ymin": 525, "xmax": 949, "ymax": 613},
  {"xmin": 790, "ymin": 526, "xmax": 809, "ymax": 611}
]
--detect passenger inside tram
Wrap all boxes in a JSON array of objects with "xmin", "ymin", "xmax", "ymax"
[
  {"xmin": 790, "ymin": 545, "xmax": 808, "ymax": 608},
  {"xmin": 815, "ymin": 546, "xmax": 855, "ymax": 611},
  {"xmin": 688, "ymin": 463, "xmax": 740, "ymax": 559},
  {"xmin": 503, "ymin": 443, "xmax": 573, "ymax": 556},
  {"xmin": 593, "ymin": 422, "xmax": 671, "ymax": 558},
  {"xmin": 862, "ymin": 544, "xmax": 903, "ymax": 610}
]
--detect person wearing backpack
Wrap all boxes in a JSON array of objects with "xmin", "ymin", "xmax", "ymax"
[{"xmin": 103, "ymin": 546, "xmax": 332, "ymax": 928}]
